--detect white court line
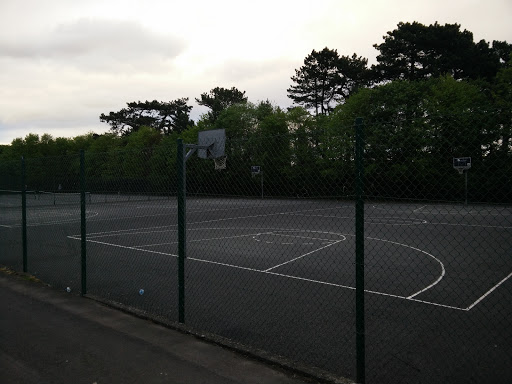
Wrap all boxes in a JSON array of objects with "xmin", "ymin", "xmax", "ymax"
[
  {"xmin": 404, "ymin": 297, "xmax": 468, "ymax": 311},
  {"xmin": 89, "ymin": 211, "xmax": 178, "ymax": 224},
  {"xmin": 86, "ymin": 224, "xmax": 175, "ymax": 238},
  {"xmin": 79, "ymin": 226, "xmax": 445, "ymax": 300},
  {"xmin": 252, "ymin": 230, "xmax": 345, "ymax": 245},
  {"xmin": 3, "ymin": 211, "xmax": 99, "ymax": 228},
  {"xmin": 427, "ymin": 211, "xmax": 499, "ymax": 216},
  {"xmin": 0, "ymin": 224, "xmax": 13, "ymax": 228},
  {"xmin": 413, "ymin": 205, "xmax": 426, "ymax": 212},
  {"xmin": 185, "ymin": 257, "xmax": 469, "ymax": 311},
  {"xmin": 365, "ymin": 236, "xmax": 446, "ymax": 299},
  {"xmin": 372, "ymin": 204, "xmax": 512, "ymax": 217},
  {"xmin": 134, "ymin": 231, "xmax": 271, "ymax": 249},
  {"xmin": 426, "ymin": 221, "xmax": 512, "ymax": 230},
  {"xmin": 266, "ymin": 272, "xmax": 467, "ymax": 311},
  {"xmin": 263, "ymin": 233, "xmax": 337, "ymax": 242},
  {"xmin": 367, "ymin": 217, "xmax": 427, "ymax": 225},
  {"xmin": 73, "ymin": 202, "xmax": 288, "ymax": 229},
  {"xmin": 135, "ymin": 203, "xmax": 283, "ymax": 212},
  {"xmin": 79, "ymin": 203, "xmax": 467, "ymax": 240},
  {"xmin": 82, "ymin": 206, "xmax": 349, "ymax": 238},
  {"xmin": 69, "ymin": 237, "xmax": 178, "ymax": 258},
  {"xmin": 264, "ymin": 240, "xmax": 344, "ymax": 272},
  {"xmin": 187, "ymin": 257, "xmax": 263, "ymax": 273},
  {"xmin": 26, "ymin": 211, "xmax": 100, "ymax": 227},
  {"xmin": 286, "ymin": 213, "xmax": 427, "ymax": 225},
  {"xmin": 133, "ymin": 241, "xmax": 174, "ymax": 248},
  {"xmin": 466, "ymin": 271, "xmax": 512, "ymax": 310},
  {"xmin": 70, "ymin": 222, "xmax": 508, "ymax": 311},
  {"xmin": 68, "ymin": 232, "xmax": 485, "ymax": 311}
]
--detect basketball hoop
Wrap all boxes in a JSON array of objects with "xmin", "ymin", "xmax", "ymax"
[
  {"xmin": 214, "ymin": 155, "xmax": 227, "ymax": 170},
  {"xmin": 453, "ymin": 157, "xmax": 471, "ymax": 175}
]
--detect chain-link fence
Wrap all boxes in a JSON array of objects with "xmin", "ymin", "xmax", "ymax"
[
  {"xmin": 0, "ymin": 158, "xmax": 23, "ymax": 271},
  {"xmin": 1, "ymin": 116, "xmax": 511, "ymax": 384}
]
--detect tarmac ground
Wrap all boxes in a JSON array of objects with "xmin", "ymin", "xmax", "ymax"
[{"xmin": 0, "ymin": 270, "xmax": 333, "ymax": 384}]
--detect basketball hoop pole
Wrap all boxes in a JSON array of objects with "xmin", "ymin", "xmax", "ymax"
[
  {"xmin": 453, "ymin": 157, "xmax": 471, "ymax": 205},
  {"xmin": 177, "ymin": 132, "xmax": 225, "ymax": 324},
  {"xmin": 177, "ymin": 138, "xmax": 220, "ymax": 324},
  {"xmin": 465, "ymin": 169, "xmax": 468, "ymax": 206},
  {"xmin": 454, "ymin": 168, "xmax": 469, "ymax": 205},
  {"xmin": 251, "ymin": 166, "xmax": 263, "ymax": 198},
  {"xmin": 184, "ymin": 143, "xmax": 213, "ymax": 161},
  {"xmin": 261, "ymin": 170, "xmax": 264, "ymax": 199}
]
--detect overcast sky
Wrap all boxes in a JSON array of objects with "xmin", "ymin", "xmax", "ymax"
[{"xmin": 1, "ymin": 0, "xmax": 511, "ymax": 145}]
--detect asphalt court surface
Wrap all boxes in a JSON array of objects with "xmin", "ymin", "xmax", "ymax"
[
  {"xmin": 1, "ymin": 195, "xmax": 511, "ymax": 313},
  {"xmin": 40, "ymin": 197, "xmax": 512, "ymax": 311},
  {"xmin": 1, "ymin": 195, "xmax": 512, "ymax": 383}
]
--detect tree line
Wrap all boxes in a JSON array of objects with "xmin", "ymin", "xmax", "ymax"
[{"xmin": 1, "ymin": 21, "xmax": 510, "ymax": 202}]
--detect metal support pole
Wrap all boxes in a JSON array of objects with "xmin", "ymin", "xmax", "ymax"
[
  {"xmin": 21, "ymin": 156, "xmax": 27, "ymax": 273},
  {"xmin": 80, "ymin": 150, "xmax": 87, "ymax": 295},
  {"xmin": 177, "ymin": 139, "xmax": 186, "ymax": 323},
  {"xmin": 464, "ymin": 170, "xmax": 468, "ymax": 206},
  {"xmin": 261, "ymin": 171, "xmax": 264, "ymax": 199},
  {"xmin": 354, "ymin": 117, "xmax": 366, "ymax": 384}
]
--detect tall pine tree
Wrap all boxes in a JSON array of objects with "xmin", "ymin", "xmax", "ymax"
[{"xmin": 288, "ymin": 48, "xmax": 368, "ymax": 115}]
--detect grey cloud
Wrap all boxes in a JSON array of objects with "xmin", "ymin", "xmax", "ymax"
[
  {"xmin": 0, "ymin": 18, "xmax": 185, "ymax": 71},
  {"xmin": 215, "ymin": 58, "xmax": 295, "ymax": 83}
]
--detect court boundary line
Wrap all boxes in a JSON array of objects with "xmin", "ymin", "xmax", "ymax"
[
  {"xmin": 134, "ymin": 231, "xmax": 280, "ymax": 249},
  {"xmin": 425, "ymin": 221, "xmax": 512, "ymax": 230},
  {"xmin": 364, "ymin": 237, "xmax": 446, "ymax": 299},
  {"xmin": 69, "ymin": 232, "xmax": 471, "ymax": 311},
  {"xmin": 466, "ymin": 271, "xmax": 512, "ymax": 310},
  {"xmin": 371, "ymin": 203, "xmax": 512, "ymax": 216},
  {"xmin": 264, "ymin": 239, "xmax": 344, "ymax": 272},
  {"xmin": 82, "ymin": 207, "xmax": 353, "ymax": 238},
  {"xmin": 66, "ymin": 225, "xmax": 509, "ymax": 312},
  {"xmin": 56, "ymin": 202, "xmax": 511, "ymax": 238},
  {"xmin": 288, "ymin": 213, "xmax": 428, "ymax": 226},
  {"xmin": 2, "ymin": 211, "xmax": 99, "ymax": 228}
]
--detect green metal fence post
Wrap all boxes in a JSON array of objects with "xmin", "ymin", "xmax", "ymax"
[
  {"xmin": 21, "ymin": 156, "xmax": 27, "ymax": 273},
  {"xmin": 80, "ymin": 150, "xmax": 87, "ymax": 295},
  {"xmin": 355, "ymin": 117, "xmax": 365, "ymax": 384},
  {"xmin": 177, "ymin": 139, "xmax": 186, "ymax": 323}
]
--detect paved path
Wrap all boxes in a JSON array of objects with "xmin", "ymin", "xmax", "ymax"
[{"xmin": 0, "ymin": 272, "xmax": 318, "ymax": 384}]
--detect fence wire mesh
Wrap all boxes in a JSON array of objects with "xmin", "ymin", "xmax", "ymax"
[
  {"xmin": 182, "ymin": 132, "xmax": 357, "ymax": 379},
  {"xmin": 359, "ymin": 115, "xmax": 512, "ymax": 384},
  {"xmin": 0, "ymin": 158, "xmax": 23, "ymax": 270},
  {"xmin": 0, "ymin": 113, "xmax": 511, "ymax": 384},
  {"xmin": 24, "ymin": 155, "xmax": 82, "ymax": 291},
  {"xmin": 84, "ymin": 146, "xmax": 180, "ymax": 320}
]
